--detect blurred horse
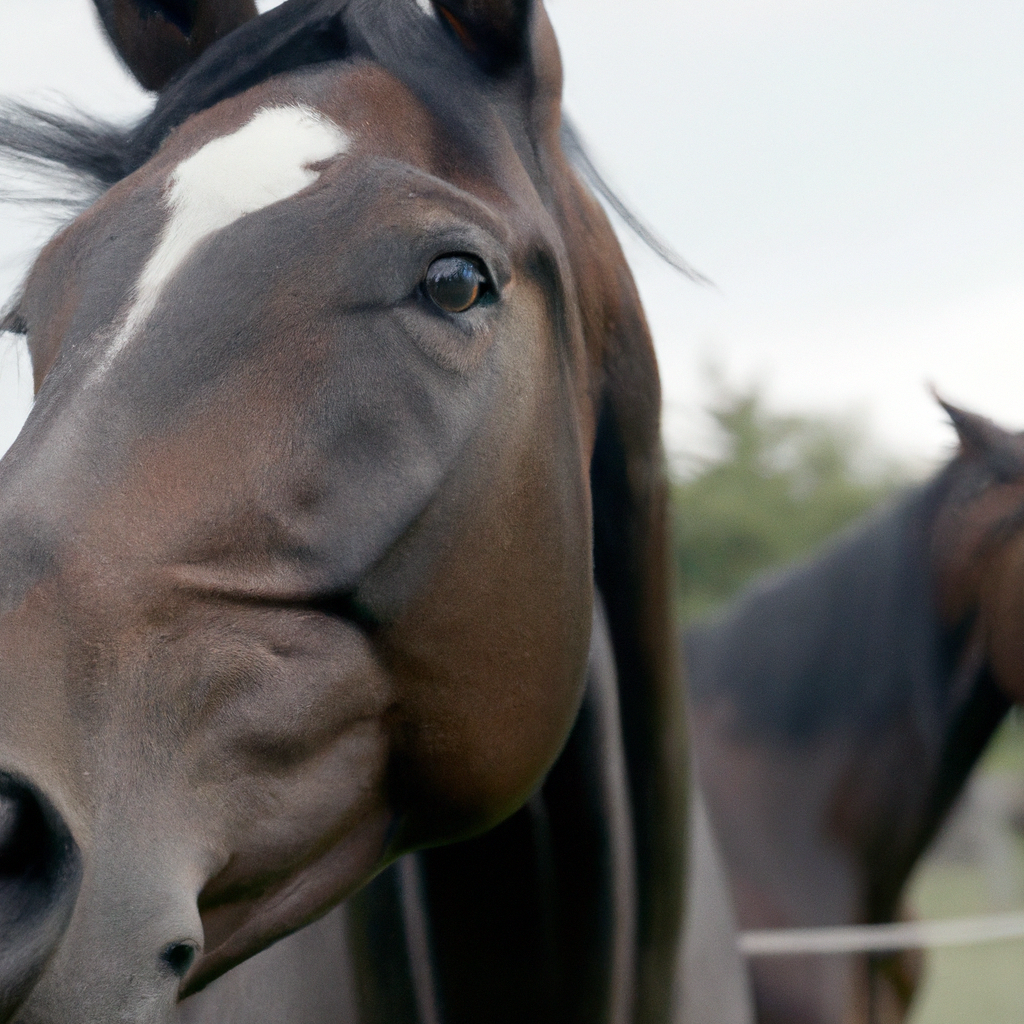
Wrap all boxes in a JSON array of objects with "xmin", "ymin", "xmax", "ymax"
[
  {"xmin": 0, "ymin": 0, "xmax": 713, "ymax": 1021},
  {"xmin": 686, "ymin": 402, "xmax": 1024, "ymax": 1024}
]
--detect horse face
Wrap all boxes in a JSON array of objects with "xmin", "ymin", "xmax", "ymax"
[
  {"xmin": 932, "ymin": 402, "xmax": 1024, "ymax": 702},
  {"xmin": 0, "ymin": 3, "xmax": 601, "ymax": 1019}
]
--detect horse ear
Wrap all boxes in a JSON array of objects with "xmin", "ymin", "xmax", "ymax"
[
  {"xmin": 429, "ymin": 0, "xmax": 532, "ymax": 74},
  {"xmin": 93, "ymin": 0, "xmax": 258, "ymax": 91},
  {"xmin": 938, "ymin": 394, "xmax": 1024, "ymax": 481}
]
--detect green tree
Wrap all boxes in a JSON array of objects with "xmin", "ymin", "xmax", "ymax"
[{"xmin": 672, "ymin": 387, "xmax": 907, "ymax": 621}]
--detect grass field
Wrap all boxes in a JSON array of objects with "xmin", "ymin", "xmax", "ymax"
[{"xmin": 907, "ymin": 863, "xmax": 1024, "ymax": 1022}]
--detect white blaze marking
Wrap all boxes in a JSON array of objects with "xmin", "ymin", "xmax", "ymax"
[
  {"xmin": 91, "ymin": 104, "xmax": 349, "ymax": 381},
  {"xmin": 414, "ymin": 0, "xmax": 434, "ymax": 16}
]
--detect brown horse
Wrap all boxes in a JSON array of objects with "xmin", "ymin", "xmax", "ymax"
[
  {"xmin": 0, "ymin": 1, "xmax": 704, "ymax": 1021},
  {"xmin": 686, "ymin": 403, "xmax": 1024, "ymax": 1024}
]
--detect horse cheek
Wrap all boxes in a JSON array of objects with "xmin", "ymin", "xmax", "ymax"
[{"xmin": 988, "ymin": 536, "xmax": 1024, "ymax": 702}]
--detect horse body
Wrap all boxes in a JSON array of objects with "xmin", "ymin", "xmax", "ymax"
[
  {"xmin": 687, "ymin": 407, "xmax": 1024, "ymax": 1024},
  {"xmin": 0, "ymin": 1, "xmax": 697, "ymax": 1021}
]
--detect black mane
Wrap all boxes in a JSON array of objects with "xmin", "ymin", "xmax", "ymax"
[{"xmin": 685, "ymin": 467, "xmax": 965, "ymax": 743}]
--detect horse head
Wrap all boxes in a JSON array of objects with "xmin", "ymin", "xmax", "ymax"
[
  {"xmin": 0, "ymin": 2, "xmax": 684, "ymax": 1021},
  {"xmin": 932, "ymin": 400, "xmax": 1024, "ymax": 707}
]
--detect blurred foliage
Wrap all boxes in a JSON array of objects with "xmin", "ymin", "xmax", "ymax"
[{"xmin": 671, "ymin": 386, "xmax": 909, "ymax": 621}]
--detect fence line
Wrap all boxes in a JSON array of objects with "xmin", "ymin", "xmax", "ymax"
[{"xmin": 738, "ymin": 911, "xmax": 1024, "ymax": 957}]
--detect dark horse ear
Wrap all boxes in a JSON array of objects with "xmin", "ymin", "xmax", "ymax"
[
  {"xmin": 938, "ymin": 393, "xmax": 1024, "ymax": 482},
  {"xmin": 429, "ymin": 0, "xmax": 531, "ymax": 74},
  {"xmin": 93, "ymin": 0, "xmax": 258, "ymax": 91}
]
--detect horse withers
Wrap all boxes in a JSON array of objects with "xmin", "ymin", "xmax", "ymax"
[
  {"xmin": 0, "ymin": 1, "xmax": 694, "ymax": 1021},
  {"xmin": 687, "ymin": 402, "xmax": 1024, "ymax": 1024}
]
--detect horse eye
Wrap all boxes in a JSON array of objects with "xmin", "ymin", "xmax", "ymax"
[{"xmin": 423, "ymin": 255, "xmax": 491, "ymax": 313}]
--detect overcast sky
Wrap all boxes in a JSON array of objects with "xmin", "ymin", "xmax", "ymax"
[{"xmin": 2, "ymin": 0, "xmax": 1023, "ymax": 471}]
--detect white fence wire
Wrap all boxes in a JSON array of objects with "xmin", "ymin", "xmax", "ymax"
[{"xmin": 738, "ymin": 912, "xmax": 1024, "ymax": 957}]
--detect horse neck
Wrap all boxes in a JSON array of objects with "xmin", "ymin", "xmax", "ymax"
[{"xmin": 688, "ymin": 473, "xmax": 1009, "ymax": 917}]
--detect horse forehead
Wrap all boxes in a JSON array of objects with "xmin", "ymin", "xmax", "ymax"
[
  {"xmin": 85, "ymin": 103, "xmax": 351, "ymax": 382},
  {"xmin": 160, "ymin": 103, "xmax": 350, "ymax": 254},
  {"xmin": 141, "ymin": 59, "xmax": 461, "ymax": 264}
]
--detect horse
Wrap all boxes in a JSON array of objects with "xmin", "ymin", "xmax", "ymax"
[
  {"xmin": 685, "ymin": 401, "xmax": 1024, "ymax": 1024},
  {"xmin": 0, "ymin": 0, "xmax": 758, "ymax": 1021}
]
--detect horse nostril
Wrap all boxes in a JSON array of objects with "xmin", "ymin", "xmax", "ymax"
[
  {"xmin": 161, "ymin": 941, "xmax": 198, "ymax": 979},
  {"xmin": 0, "ymin": 782, "xmax": 59, "ymax": 878},
  {"xmin": 0, "ymin": 774, "xmax": 81, "ymax": 1019},
  {"xmin": 0, "ymin": 792, "xmax": 19, "ymax": 858}
]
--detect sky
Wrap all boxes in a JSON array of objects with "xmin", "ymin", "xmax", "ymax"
[{"xmin": 1, "ymin": 0, "xmax": 1023, "ymax": 472}]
